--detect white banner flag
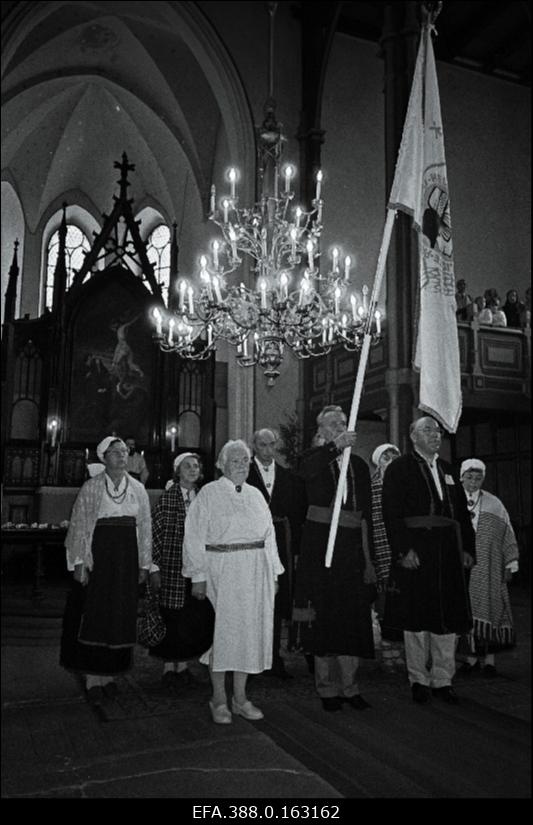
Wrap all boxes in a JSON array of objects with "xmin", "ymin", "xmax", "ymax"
[{"xmin": 388, "ymin": 24, "xmax": 462, "ymax": 433}]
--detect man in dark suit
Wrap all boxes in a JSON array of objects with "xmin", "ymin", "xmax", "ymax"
[
  {"xmin": 382, "ymin": 416, "xmax": 476, "ymax": 705},
  {"xmin": 248, "ymin": 428, "xmax": 304, "ymax": 679}
]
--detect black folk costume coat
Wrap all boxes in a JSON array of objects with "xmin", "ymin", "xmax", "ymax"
[
  {"xmin": 381, "ymin": 451, "xmax": 476, "ymax": 639},
  {"xmin": 293, "ymin": 443, "xmax": 375, "ymax": 659}
]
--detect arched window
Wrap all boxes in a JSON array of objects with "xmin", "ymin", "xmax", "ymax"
[
  {"xmin": 146, "ymin": 223, "xmax": 171, "ymax": 303},
  {"xmin": 45, "ymin": 225, "xmax": 91, "ymax": 310}
]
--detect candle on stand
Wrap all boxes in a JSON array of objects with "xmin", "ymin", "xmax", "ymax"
[
  {"xmin": 280, "ymin": 272, "xmax": 288, "ymax": 301},
  {"xmin": 187, "ymin": 286, "xmax": 194, "ymax": 316},
  {"xmin": 212, "ymin": 240, "xmax": 219, "ymax": 270},
  {"xmin": 153, "ymin": 307, "xmax": 162, "ymax": 335},
  {"xmin": 169, "ymin": 426, "xmax": 177, "ymax": 453},
  {"xmin": 315, "ymin": 169, "xmax": 323, "ymax": 201},
  {"xmin": 178, "ymin": 279, "xmax": 186, "ymax": 311},
  {"xmin": 168, "ymin": 317, "xmax": 175, "ymax": 345},
  {"xmin": 228, "ymin": 167, "xmax": 237, "ymax": 200},
  {"xmin": 350, "ymin": 293, "xmax": 357, "ymax": 322},
  {"xmin": 222, "ymin": 199, "xmax": 230, "ymax": 223},
  {"xmin": 284, "ymin": 164, "xmax": 293, "ymax": 194},
  {"xmin": 290, "ymin": 227, "xmax": 297, "ymax": 259},
  {"xmin": 200, "ymin": 256, "xmax": 213, "ymax": 301},
  {"xmin": 332, "ymin": 247, "xmax": 339, "ymax": 274},
  {"xmin": 207, "ymin": 324, "xmax": 213, "ymax": 347},
  {"xmin": 50, "ymin": 419, "xmax": 58, "ymax": 448},
  {"xmin": 306, "ymin": 240, "xmax": 314, "ymax": 272},
  {"xmin": 212, "ymin": 275, "xmax": 222, "ymax": 303},
  {"xmin": 298, "ymin": 278, "xmax": 308, "ymax": 307},
  {"xmin": 341, "ymin": 314, "xmax": 348, "ymax": 334},
  {"xmin": 242, "ymin": 335, "xmax": 248, "ymax": 359},
  {"xmin": 85, "ymin": 448, "xmax": 89, "ymax": 461},
  {"xmin": 259, "ymin": 279, "xmax": 267, "ymax": 310},
  {"xmin": 374, "ymin": 309, "xmax": 381, "ymax": 335},
  {"xmin": 362, "ymin": 284, "xmax": 369, "ymax": 313},
  {"xmin": 210, "ymin": 184, "xmax": 216, "ymax": 214},
  {"xmin": 295, "ymin": 206, "xmax": 302, "ymax": 228},
  {"xmin": 344, "ymin": 255, "xmax": 351, "ymax": 281},
  {"xmin": 334, "ymin": 286, "xmax": 341, "ymax": 315}
]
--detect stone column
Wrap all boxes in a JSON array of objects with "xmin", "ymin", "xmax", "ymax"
[{"xmin": 381, "ymin": 0, "xmax": 420, "ymax": 447}]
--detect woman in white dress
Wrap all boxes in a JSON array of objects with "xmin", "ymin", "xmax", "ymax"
[{"xmin": 183, "ymin": 439, "xmax": 284, "ymax": 724}]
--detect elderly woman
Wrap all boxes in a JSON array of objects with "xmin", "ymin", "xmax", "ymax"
[
  {"xmin": 60, "ymin": 436, "xmax": 152, "ymax": 702},
  {"xmin": 182, "ymin": 439, "xmax": 283, "ymax": 724},
  {"xmin": 370, "ymin": 443, "xmax": 404, "ymax": 672},
  {"xmin": 459, "ymin": 459, "xmax": 519, "ymax": 676},
  {"xmin": 149, "ymin": 452, "xmax": 214, "ymax": 689}
]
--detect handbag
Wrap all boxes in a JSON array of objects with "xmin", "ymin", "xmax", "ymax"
[{"xmin": 137, "ymin": 589, "xmax": 166, "ymax": 648}]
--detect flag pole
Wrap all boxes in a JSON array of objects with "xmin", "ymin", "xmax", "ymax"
[{"xmin": 325, "ymin": 207, "xmax": 397, "ymax": 568}]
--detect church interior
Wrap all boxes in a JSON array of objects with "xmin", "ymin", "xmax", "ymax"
[
  {"xmin": 1, "ymin": 3, "xmax": 530, "ymax": 590},
  {"xmin": 1, "ymin": 0, "xmax": 531, "ymax": 802}
]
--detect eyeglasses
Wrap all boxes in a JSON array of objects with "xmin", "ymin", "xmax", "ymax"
[{"xmin": 107, "ymin": 450, "xmax": 128, "ymax": 457}]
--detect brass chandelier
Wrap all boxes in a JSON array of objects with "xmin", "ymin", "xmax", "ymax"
[{"xmin": 152, "ymin": 6, "xmax": 382, "ymax": 385}]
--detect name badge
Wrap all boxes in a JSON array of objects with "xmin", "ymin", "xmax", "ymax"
[{"xmin": 444, "ymin": 474, "xmax": 455, "ymax": 485}]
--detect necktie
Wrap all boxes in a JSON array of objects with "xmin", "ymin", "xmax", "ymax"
[{"xmin": 184, "ymin": 490, "xmax": 191, "ymax": 510}]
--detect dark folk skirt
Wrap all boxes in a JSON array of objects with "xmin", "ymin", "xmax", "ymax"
[
  {"xmin": 149, "ymin": 598, "xmax": 215, "ymax": 662},
  {"xmin": 60, "ymin": 517, "xmax": 139, "ymax": 676}
]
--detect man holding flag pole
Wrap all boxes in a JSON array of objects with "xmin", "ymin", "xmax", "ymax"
[
  {"xmin": 320, "ymin": 2, "xmax": 475, "ymax": 701},
  {"xmin": 325, "ymin": 2, "xmax": 463, "ymax": 564}
]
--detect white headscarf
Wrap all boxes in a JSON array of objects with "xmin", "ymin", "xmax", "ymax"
[
  {"xmin": 460, "ymin": 458, "xmax": 486, "ymax": 477},
  {"xmin": 173, "ymin": 452, "xmax": 197, "ymax": 474},
  {"xmin": 371, "ymin": 443, "xmax": 400, "ymax": 467},
  {"xmin": 96, "ymin": 436, "xmax": 125, "ymax": 463},
  {"xmin": 166, "ymin": 452, "xmax": 199, "ymax": 490}
]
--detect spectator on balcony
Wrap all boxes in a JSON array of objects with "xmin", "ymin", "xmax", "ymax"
[
  {"xmin": 487, "ymin": 297, "xmax": 507, "ymax": 328},
  {"xmin": 483, "ymin": 288, "xmax": 500, "ymax": 306},
  {"xmin": 455, "ymin": 279, "xmax": 474, "ymax": 322},
  {"xmin": 474, "ymin": 296, "xmax": 493, "ymax": 325},
  {"xmin": 502, "ymin": 290, "xmax": 526, "ymax": 329},
  {"xmin": 520, "ymin": 287, "xmax": 531, "ymax": 328}
]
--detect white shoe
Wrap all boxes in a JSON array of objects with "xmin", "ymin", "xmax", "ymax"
[
  {"xmin": 231, "ymin": 698, "xmax": 264, "ymax": 720},
  {"xmin": 209, "ymin": 701, "xmax": 232, "ymax": 724}
]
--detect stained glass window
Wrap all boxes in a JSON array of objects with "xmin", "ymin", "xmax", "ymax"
[{"xmin": 146, "ymin": 224, "xmax": 171, "ymax": 302}]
